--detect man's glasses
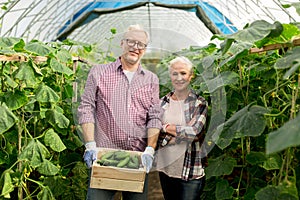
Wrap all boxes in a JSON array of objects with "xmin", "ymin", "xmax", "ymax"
[{"xmin": 123, "ymin": 39, "xmax": 147, "ymax": 50}]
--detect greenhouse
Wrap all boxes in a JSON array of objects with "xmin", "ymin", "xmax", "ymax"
[{"xmin": 0, "ymin": 0, "xmax": 300, "ymax": 200}]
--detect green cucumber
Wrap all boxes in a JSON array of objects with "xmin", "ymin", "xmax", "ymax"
[
  {"xmin": 116, "ymin": 156, "xmax": 131, "ymax": 168},
  {"xmin": 114, "ymin": 151, "xmax": 130, "ymax": 160},
  {"xmin": 100, "ymin": 151, "xmax": 114, "ymax": 160}
]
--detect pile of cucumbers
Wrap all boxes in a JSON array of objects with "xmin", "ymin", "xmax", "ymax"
[{"xmin": 97, "ymin": 151, "xmax": 140, "ymax": 169}]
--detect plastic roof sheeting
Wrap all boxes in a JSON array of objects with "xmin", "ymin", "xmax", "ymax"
[{"xmin": 0, "ymin": 0, "xmax": 300, "ymax": 57}]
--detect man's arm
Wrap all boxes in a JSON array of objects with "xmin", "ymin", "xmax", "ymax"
[
  {"xmin": 81, "ymin": 123, "xmax": 95, "ymax": 143},
  {"xmin": 147, "ymin": 127, "xmax": 160, "ymax": 149}
]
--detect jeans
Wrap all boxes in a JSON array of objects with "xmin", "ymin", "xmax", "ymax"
[
  {"xmin": 159, "ymin": 172, "xmax": 205, "ymax": 200},
  {"xmin": 86, "ymin": 170, "xmax": 148, "ymax": 200}
]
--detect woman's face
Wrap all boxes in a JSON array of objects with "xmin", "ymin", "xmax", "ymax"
[{"xmin": 169, "ymin": 62, "xmax": 192, "ymax": 92}]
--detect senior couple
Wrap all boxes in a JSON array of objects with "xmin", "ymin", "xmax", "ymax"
[{"xmin": 77, "ymin": 24, "xmax": 208, "ymax": 200}]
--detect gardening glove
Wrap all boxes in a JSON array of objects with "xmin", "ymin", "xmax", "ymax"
[
  {"xmin": 83, "ymin": 141, "xmax": 97, "ymax": 168},
  {"xmin": 141, "ymin": 146, "xmax": 155, "ymax": 173}
]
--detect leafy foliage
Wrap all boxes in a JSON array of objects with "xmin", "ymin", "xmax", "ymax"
[{"xmin": 157, "ymin": 20, "xmax": 300, "ymax": 199}]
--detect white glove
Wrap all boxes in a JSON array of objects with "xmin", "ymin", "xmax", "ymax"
[
  {"xmin": 141, "ymin": 146, "xmax": 155, "ymax": 173},
  {"xmin": 83, "ymin": 141, "xmax": 97, "ymax": 168}
]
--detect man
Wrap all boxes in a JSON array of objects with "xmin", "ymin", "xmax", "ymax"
[{"xmin": 77, "ymin": 24, "xmax": 162, "ymax": 199}]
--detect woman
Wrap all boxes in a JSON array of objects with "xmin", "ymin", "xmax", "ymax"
[{"xmin": 155, "ymin": 56, "xmax": 208, "ymax": 200}]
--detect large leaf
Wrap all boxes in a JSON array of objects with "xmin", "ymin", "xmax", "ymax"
[
  {"xmin": 14, "ymin": 62, "xmax": 39, "ymax": 88},
  {"xmin": 246, "ymin": 151, "xmax": 267, "ymax": 165},
  {"xmin": 215, "ymin": 180, "xmax": 234, "ymax": 200},
  {"xmin": 205, "ymin": 155, "xmax": 236, "ymax": 179},
  {"xmin": 19, "ymin": 139, "xmax": 50, "ymax": 168},
  {"xmin": 24, "ymin": 42, "xmax": 53, "ymax": 56},
  {"xmin": 262, "ymin": 153, "xmax": 282, "ymax": 170},
  {"xmin": 219, "ymin": 104, "xmax": 268, "ymax": 140},
  {"xmin": 0, "ymin": 103, "xmax": 18, "ymax": 134},
  {"xmin": 255, "ymin": 185, "xmax": 280, "ymax": 200},
  {"xmin": 44, "ymin": 128, "xmax": 66, "ymax": 152},
  {"xmin": 50, "ymin": 58, "xmax": 74, "ymax": 76},
  {"xmin": 36, "ymin": 84, "xmax": 60, "ymax": 103},
  {"xmin": 274, "ymin": 47, "xmax": 300, "ymax": 69},
  {"xmin": 4, "ymin": 74, "xmax": 18, "ymax": 88},
  {"xmin": 205, "ymin": 71, "xmax": 239, "ymax": 92},
  {"xmin": 46, "ymin": 109, "xmax": 70, "ymax": 129},
  {"xmin": 5, "ymin": 90, "xmax": 28, "ymax": 110},
  {"xmin": 37, "ymin": 159, "xmax": 59, "ymax": 176},
  {"xmin": 0, "ymin": 169, "xmax": 14, "ymax": 198},
  {"xmin": 266, "ymin": 113, "xmax": 300, "ymax": 154},
  {"xmin": 56, "ymin": 49, "xmax": 73, "ymax": 63},
  {"xmin": 228, "ymin": 20, "xmax": 273, "ymax": 43},
  {"xmin": 37, "ymin": 186, "xmax": 55, "ymax": 200},
  {"xmin": 274, "ymin": 47, "xmax": 300, "ymax": 79},
  {"xmin": 0, "ymin": 37, "xmax": 21, "ymax": 48}
]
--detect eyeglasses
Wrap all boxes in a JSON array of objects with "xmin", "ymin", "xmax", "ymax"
[{"xmin": 123, "ymin": 39, "xmax": 147, "ymax": 50}]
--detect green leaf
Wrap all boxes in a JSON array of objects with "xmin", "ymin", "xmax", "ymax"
[
  {"xmin": 43, "ymin": 176, "xmax": 69, "ymax": 196},
  {"xmin": 205, "ymin": 156, "xmax": 236, "ymax": 179},
  {"xmin": 46, "ymin": 109, "xmax": 70, "ymax": 129},
  {"xmin": 19, "ymin": 139, "xmax": 50, "ymax": 168},
  {"xmin": 0, "ymin": 170, "xmax": 14, "ymax": 198},
  {"xmin": 37, "ymin": 159, "xmax": 59, "ymax": 176},
  {"xmin": 266, "ymin": 113, "xmax": 300, "ymax": 154},
  {"xmin": 219, "ymin": 104, "xmax": 268, "ymax": 140},
  {"xmin": 24, "ymin": 42, "xmax": 53, "ymax": 56},
  {"xmin": 274, "ymin": 47, "xmax": 300, "ymax": 69},
  {"xmin": 255, "ymin": 185, "xmax": 280, "ymax": 200},
  {"xmin": 0, "ymin": 37, "xmax": 21, "ymax": 48},
  {"xmin": 4, "ymin": 74, "xmax": 18, "ymax": 88},
  {"xmin": 56, "ymin": 49, "xmax": 73, "ymax": 63},
  {"xmin": 14, "ymin": 62, "xmax": 39, "ymax": 88},
  {"xmin": 206, "ymin": 71, "xmax": 239, "ymax": 93},
  {"xmin": 44, "ymin": 128, "xmax": 66, "ymax": 152},
  {"xmin": 37, "ymin": 186, "xmax": 55, "ymax": 200},
  {"xmin": 228, "ymin": 20, "xmax": 273, "ymax": 43},
  {"xmin": 5, "ymin": 90, "xmax": 28, "ymax": 110},
  {"xmin": 50, "ymin": 58, "xmax": 74, "ymax": 76},
  {"xmin": 246, "ymin": 151, "xmax": 267, "ymax": 165},
  {"xmin": 262, "ymin": 154, "xmax": 282, "ymax": 170},
  {"xmin": 36, "ymin": 84, "xmax": 60, "ymax": 103},
  {"xmin": 0, "ymin": 103, "xmax": 18, "ymax": 134},
  {"xmin": 215, "ymin": 180, "xmax": 234, "ymax": 199},
  {"xmin": 13, "ymin": 38, "xmax": 25, "ymax": 52}
]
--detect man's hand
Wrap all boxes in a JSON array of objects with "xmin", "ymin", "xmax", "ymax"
[
  {"xmin": 141, "ymin": 146, "xmax": 155, "ymax": 173},
  {"xmin": 83, "ymin": 141, "xmax": 97, "ymax": 168}
]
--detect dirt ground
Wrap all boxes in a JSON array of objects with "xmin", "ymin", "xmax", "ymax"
[{"xmin": 114, "ymin": 171, "xmax": 164, "ymax": 200}]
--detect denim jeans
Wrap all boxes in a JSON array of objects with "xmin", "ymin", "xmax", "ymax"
[
  {"xmin": 159, "ymin": 172, "xmax": 205, "ymax": 200},
  {"xmin": 87, "ymin": 170, "xmax": 148, "ymax": 200}
]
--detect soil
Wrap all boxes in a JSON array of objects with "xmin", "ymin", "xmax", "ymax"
[{"xmin": 114, "ymin": 171, "xmax": 164, "ymax": 200}]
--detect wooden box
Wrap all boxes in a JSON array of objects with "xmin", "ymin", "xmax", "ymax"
[{"xmin": 90, "ymin": 148, "xmax": 146, "ymax": 193}]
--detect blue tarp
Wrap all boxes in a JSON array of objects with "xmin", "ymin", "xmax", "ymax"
[{"xmin": 57, "ymin": 1, "xmax": 237, "ymax": 40}]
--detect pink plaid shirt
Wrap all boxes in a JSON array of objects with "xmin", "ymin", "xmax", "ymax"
[{"xmin": 78, "ymin": 58, "xmax": 162, "ymax": 151}]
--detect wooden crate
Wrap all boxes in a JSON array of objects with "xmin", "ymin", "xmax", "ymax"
[{"xmin": 90, "ymin": 148, "xmax": 146, "ymax": 193}]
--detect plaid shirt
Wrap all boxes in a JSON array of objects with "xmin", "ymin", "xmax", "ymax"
[
  {"xmin": 160, "ymin": 91, "xmax": 208, "ymax": 180},
  {"xmin": 78, "ymin": 58, "xmax": 162, "ymax": 151}
]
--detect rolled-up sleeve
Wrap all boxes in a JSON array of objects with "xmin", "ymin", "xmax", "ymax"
[
  {"xmin": 146, "ymin": 76, "xmax": 163, "ymax": 130},
  {"xmin": 77, "ymin": 66, "xmax": 97, "ymax": 125},
  {"xmin": 176, "ymin": 98, "xmax": 208, "ymax": 140}
]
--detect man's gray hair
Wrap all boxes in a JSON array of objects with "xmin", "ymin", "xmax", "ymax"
[{"xmin": 123, "ymin": 24, "xmax": 150, "ymax": 44}]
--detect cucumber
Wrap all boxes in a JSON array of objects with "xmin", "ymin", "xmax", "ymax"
[
  {"xmin": 117, "ymin": 156, "xmax": 131, "ymax": 168},
  {"xmin": 127, "ymin": 160, "xmax": 139, "ymax": 169},
  {"xmin": 114, "ymin": 151, "xmax": 130, "ymax": 160},
  {"xmin": 100, "ymin": 151, "xmax": 114, "ymax": 160},
  {"xmin": 97, "ymin": 159, "xmax": 119, "ymax": 166},
  {"xmin": 131, "ymin": 155, "xmax": 139, "ymax": 166}
]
